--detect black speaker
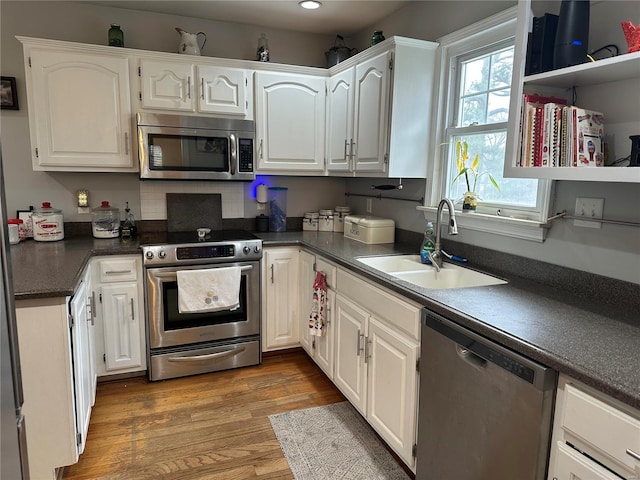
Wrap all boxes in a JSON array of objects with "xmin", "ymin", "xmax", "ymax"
[{"xmin": 553, "ymin": 0, "xmax": 590, "ymax": 69}]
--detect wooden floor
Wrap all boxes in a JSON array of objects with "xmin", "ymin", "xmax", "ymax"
[{"xmin": 62, "ymin": 350, "xmax": 346, "ymax": 480}]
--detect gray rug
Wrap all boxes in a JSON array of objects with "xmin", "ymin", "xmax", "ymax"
[{"xmin": 269, "ymin": 401, "xmax": 410, "ymax": 480}]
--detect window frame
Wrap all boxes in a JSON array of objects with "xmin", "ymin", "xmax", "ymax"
[{"xmin": 419, "ymin": 6, "xmax": 553, "ymax": 242}]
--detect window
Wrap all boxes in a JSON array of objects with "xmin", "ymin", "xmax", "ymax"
[{"xmin": 422, "ymin": 6, "xmax": 551, "ymax": 241}]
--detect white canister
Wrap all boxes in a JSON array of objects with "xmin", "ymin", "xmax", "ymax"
[
  {"xmin": 302, "ymin": 212, "xmax": 319, "ymax": 231},
  {"xmin": 32, "ymin": 202, "xmax": 65, "ymax": 242},
  {"xmin": 333, "ymin": 206, "xmax": 351, "ymax": 233},
  {"xmin": 319, "ymin": 209, "xmax": 334, "ymax": 232},
  {"xmin": 91, "ymin": 201, "xmax": 121, "ymax": 239},
  {"xmin": 7, "ymin": 219, "xmax": 22, "ymax": 244}
]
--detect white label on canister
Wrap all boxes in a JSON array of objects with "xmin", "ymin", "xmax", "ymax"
[{"xmin": 33, "ymin": 215, "xmax": 64, "ymax": 241}]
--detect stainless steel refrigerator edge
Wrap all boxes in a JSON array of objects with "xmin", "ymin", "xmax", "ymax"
[
  {"xmin": 0, "ymin": 145, "xmax": 30, "ymax": 479},
  {"xmin": 416, "ymin": 309, "xmax": 556, "ymax": 480}
]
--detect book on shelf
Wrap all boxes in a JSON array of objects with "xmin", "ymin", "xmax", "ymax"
[{"xmin": 520, "ymin": 94, "xmax": 604, "ymax": 168}]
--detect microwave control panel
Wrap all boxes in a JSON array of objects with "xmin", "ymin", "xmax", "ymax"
[{"xmin": 238, "ymin": 138, "xmax": 254, "ymax": 172}]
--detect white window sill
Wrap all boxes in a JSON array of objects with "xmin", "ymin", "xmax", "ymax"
[{"xmin": 416, "ymin": 205, "xmax": 549, "ymax": 242}]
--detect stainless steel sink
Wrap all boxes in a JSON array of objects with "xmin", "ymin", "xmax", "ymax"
[{"xmin": 356, "ymin": 254, "xmax": 507, "ymax": 289}]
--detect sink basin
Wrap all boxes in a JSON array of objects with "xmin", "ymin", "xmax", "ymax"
[{"xmin": 356, "ymin": 254, "xmax": 507, "ymax": 290}]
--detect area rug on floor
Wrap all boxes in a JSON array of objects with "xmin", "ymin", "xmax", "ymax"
[{"xmin": 269, "ymin": 401, "xmax": 410, "ymax": 480}]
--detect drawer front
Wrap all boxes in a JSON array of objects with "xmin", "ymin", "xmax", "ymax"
[
  {"xmin": 316, "ymin": 257, "xmax": 337, "ymax": 290},
  {"xmin": 337, "ymin": 268, "xmax": 420, "ymax": 340},
  {"xmin": 552, "ymin": 441, "xmax": 621, "ymax": 480},
  {"xmin": 562, "ymin": 384, "xmax": 640, "ymax": 472},
  {"xmin": 99, "ymin": 257, "xmax": 138, "ymax": 283}
]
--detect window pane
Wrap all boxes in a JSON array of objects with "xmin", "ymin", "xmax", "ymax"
[
  {"xmin": 489, "ymin": 49, "xmax": 513, "ymax": 90},
  {"xmin": 448, "ymin": 132, "xmax": 538, "ymax": 208},
  {"xmin": 460, "ymin": 94, "xmax": 486, "ymax": 126},
  {"xmin": 461, "ymin": 57, "xmax": 489, "ymax": 95},
  {"xmin": 487, "ymin": 89, "xmax": 510, "ymax": 123}
]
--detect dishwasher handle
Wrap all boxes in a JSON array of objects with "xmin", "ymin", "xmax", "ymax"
[{"xmin": 422, "ymin": 308, "xmax": 556, "ymax": 392}]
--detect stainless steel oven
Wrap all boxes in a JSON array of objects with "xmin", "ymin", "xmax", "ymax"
[{"xmin": 142, "ymin": 231, "xmax": 262, "ymax": 381}]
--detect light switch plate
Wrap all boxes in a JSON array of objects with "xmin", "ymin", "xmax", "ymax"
[{"xmin": 574, "ymin": 197, "xmax": 604, "ymax": 228}]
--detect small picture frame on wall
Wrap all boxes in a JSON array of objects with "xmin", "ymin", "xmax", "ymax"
[
  {"xmin": 17, "ymin": 209, "xmax": 33, "ymax": 238},
  {"xmin": 1, "ymin": 76, "xmax": 19, "ymax": 110}
]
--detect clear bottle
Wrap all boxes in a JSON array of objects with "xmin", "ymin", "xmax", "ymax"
[
  {"xmin": 256, "ymin": 33, "xmax": 270, "ymax": 62},
  {"xmin": 371, "ymin": 30, "xmax": 385, "ymax": 46},
  {"xmin": 108, "ymin": 24, "xmax": 124, "ymax": 47},
  {"xmin": 120, "ymin": 202, "xmax": 136, "ymax": 238},
  {"xmin": 420, "ymin": 221, "xmax": 435, "ymax": 264}
]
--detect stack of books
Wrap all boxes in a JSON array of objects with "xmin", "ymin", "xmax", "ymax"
[{"xmin": 520, "ymin": 94, "xmax": 604, "ymax": 168}]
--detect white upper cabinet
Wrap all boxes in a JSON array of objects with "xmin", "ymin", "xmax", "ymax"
[
  {"xmin": 255, "ymin": 71, "xmax": 326, "ymax": 172},
  {"xmin": 138, "ymin": 59, "xmax": 252, "ymax": 118},
  {"xmin": 327, "ymin": 37, "xmax": 438, "ymax": 178},
  {"xmin": 504, "ymin": 0, "xmax": 640, "ymax": 183},
  {"xmin": 19, "ymin": 38, "xmax": 135, "ymax": 172}
]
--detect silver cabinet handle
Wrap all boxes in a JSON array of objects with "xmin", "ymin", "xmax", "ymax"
[
  {"xmin": 89, "ymin": 291, "xmax": 96, "ymax": 326},
  {"xmin": 357, "ymin": 330, "xmax": 364, "ymax": 356},
  {"xmin": 130, "ymin": 298, "xmax": 135, "ymax": 321},
  {"xmin": 187, "ymin": 76, "xmax": 191, "ymax": 99},
  {"xmin": 168, "ymin": 346, "xmax": 246, "ymax": 363},
  {"xmin": 200, "ymin": 77, "xmax": 204, "ymax": 100},
  {"xmin": 124, "ymin": 132, "xmax": 129, "ymax": 155},
  {"xmin": 349, "ymin": 139, "xmax": 356, "ymax": 171},
  {"xmin": 270, "ymin": 264, "xmax": 274, "ymax": 283},
  {"xmin": 627, "ymin": 448, "xmax": 640, "ymax": 462},
  {"xmin": 105, "ymin": 270, "xmax": 133, "ymax": 275},
  {"xmin": 259, "ymin": 139, "xmax": 264, "ymax": 160},
  {"xmin": 344, "ymin": 139, "xmax": 349, "ymax": 162},
  {"xmin": 364, "ymin": 338, "xmax": 371, "ymax": 364}
]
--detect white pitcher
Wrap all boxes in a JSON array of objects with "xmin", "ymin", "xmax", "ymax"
[{"xmin": 176, "ymin": 27, "xmax": 206, "ymax": 55}]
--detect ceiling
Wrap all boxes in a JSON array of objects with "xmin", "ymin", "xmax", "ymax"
[{"xmin": 83, "ymin": 0, "xmax": 409, "ymax": 36}]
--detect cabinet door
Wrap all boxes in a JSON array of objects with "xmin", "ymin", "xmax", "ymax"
[
  {"xmin": 315, "ymin": 289, "xmax": 335, "ymax": 379},
  {"xmin": 298, "ymin": 250, "xmax": 316, "ymax": 354},
  {"xmin": 28, "ymin": 49, "xmax": 133, "ymax": 171},
  {"xmin": 70, "ymin": 279, "xmax": 92, "ymax": 455},
  {"xmin": 263, "ymin": 248, "xmax": 300, "ymax": 351},
  {"xmin": 353, "ymin": 51, "xmax": 390, "ymax": 173},
  {"xmin": 101, "ymin": 283, "xmax": 143, "ymax": 371},
  {"xmin": 197, "ymin": 65, "xmax": 249, "ymax": 116},
  {"xmin": 366, "ymin": 315, "xmax": 418, "ymax": 467},
  {"xmin": 255, "ymin": 71, "xmax": 326, "ymax": 172},
  {"xmin": 326, "ymin": 67, "xmax": 355, "ymax": 172},
  {"xmin": 139, "ymin": 59, "xmax": 195, "ymax": 111},
  {"xmin": 334, "ymin": 294, "xmax": 367, "ymax": 414}
]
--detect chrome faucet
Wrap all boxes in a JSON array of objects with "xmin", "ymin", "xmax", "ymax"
[{"xmin": 427, "ymin": 198, "xmax": 458, "ymax": 271}]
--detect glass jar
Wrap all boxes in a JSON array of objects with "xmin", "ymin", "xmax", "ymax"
[
  {"xmin": 268, "ymin": 187, "xmax": 287, "ymax": 232},
  {"xmin": 108, "ymin": 24, "xmax": 124, "ymax": 47},
  {"xmin": 32, "ymin": 202, "xmax": 64, "ymax": 242},
  {"xmin": 371, "ymin": 31, "xmax": 385, "ymax": 46},
  {"xmin": 92, "ymin": 201, "xmax": 121, "ymax": 238}
]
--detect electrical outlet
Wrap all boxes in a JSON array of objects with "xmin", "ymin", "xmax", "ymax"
[
  {"xmin": 366, "ymin": 198, "xmax": 373, "ymax": 214},
  {"xmin": 574, "ymin": 197, "xmax": 604, "ymax": 228}
]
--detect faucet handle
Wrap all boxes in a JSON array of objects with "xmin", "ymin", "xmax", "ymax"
[{"xmin": 427, "ymin": 251, "xmax": 442, "ymax": 271}]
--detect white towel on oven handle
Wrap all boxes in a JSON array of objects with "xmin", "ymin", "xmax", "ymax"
[{"xmin": 176, "ymin": 267, "xmax": 241, "ymax": 314}]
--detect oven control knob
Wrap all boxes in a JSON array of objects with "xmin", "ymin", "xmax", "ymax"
[
  {"xmin": 242, "ymin": 246, "xmax": 251, "ymax": 255},
  {"xmin": 145, "ymin": 251, "xmax": 154, "ymax": 260},
  {"xmin": 253, "ymin": 245, "xmax": 261, "ymax": 254},
  {"xmin": 158, "ymin": 250, "xmax": 167, "ymax": 259}
]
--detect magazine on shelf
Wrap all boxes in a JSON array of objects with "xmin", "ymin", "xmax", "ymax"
[{"xmin": 571, "ymin": 107, "xmax": 605, "ymax": 167}]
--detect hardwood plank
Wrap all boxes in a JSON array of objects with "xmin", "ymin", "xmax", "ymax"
[{"xmin": 62, "ymin": 351, "xmax": 342, "ymax": 480}]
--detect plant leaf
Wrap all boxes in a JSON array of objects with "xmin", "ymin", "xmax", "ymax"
[
  {"xmin": 489, "ymin": 173, "xmax": 501, "ymax": 191},
  {"xmin": 471, "ymin": 153, "xmax": 479, "ymax": 172}
]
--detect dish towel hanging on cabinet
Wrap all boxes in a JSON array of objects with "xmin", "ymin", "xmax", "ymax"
[
  {"xmin": 176, "ymin": 266, "xmax": 241, "ymax": 313},
  {"xmin": 309, "ymin": 271, "xmax": 327, "ymax": 336}
]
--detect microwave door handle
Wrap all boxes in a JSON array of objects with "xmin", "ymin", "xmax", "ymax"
[{"xmin": 229, "ymin": 133, "xmax": 237, "ymax": 175}]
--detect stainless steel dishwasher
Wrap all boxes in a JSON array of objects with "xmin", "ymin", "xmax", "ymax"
[{"xmin": 416, "ymin": 309, "xmax": 557, "ymax": 480}]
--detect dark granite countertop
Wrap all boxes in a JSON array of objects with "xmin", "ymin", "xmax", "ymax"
[{"xmin": 10, "ymin": 232, "xmax": 640, "ymax": 411}]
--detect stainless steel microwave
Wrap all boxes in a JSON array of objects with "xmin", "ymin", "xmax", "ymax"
[{"xmin": 137, "ymin": 113, "xmax": 255, "ymax": 181}]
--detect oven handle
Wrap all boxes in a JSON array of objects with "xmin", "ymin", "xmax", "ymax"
[
  {"xmin": 151, "ymin": 264, "xmax": 254, "ymax": 279},
  {"xmin": 167, "ymin": 345, "xmax": 246, "ymax": 363}
]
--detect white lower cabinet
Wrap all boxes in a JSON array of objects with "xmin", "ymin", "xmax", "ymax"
[
  {"xmin": 334, "ymin": 268, "xmax": 421, "ymax": 469},
  {"xmin": 299, "ymin": 250, "xmax": 337, "ymax": 379},
  {"xmin": 91, "ymin": 256, "xmax": 146, "ymax": 377},
  {"xmin": 15, "ymin": 265, "xmax": 96, "ymax": 479},
  {"xmin": 548, "ymin": 375, "xmax": 640, "ymax": 480},
  {"xmin": 262, "ymin": 247, "xmax": 300, "ymax": 351}
]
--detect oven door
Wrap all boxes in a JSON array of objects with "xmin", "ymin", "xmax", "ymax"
[
  {"xmin": 139, "ymin": 125, "xmax": 237, "ymax": 180},
  {"xmin": 145, "ymin": 261, "xmax": 260, "ymax": 349}
]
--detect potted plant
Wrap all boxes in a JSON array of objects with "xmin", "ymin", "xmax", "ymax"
[{"xmin": 452, "ymin": 140, "xmax": 500, "ymax": 211}]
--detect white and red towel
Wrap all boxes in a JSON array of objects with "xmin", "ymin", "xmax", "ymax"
[{"xmin": 309, "ymin": 271, "xmax": 327, "ymax": 336}]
